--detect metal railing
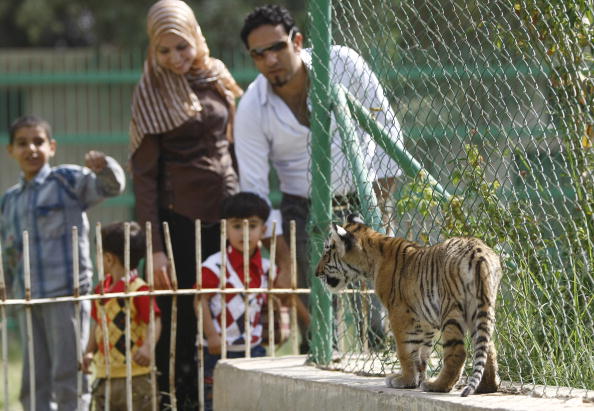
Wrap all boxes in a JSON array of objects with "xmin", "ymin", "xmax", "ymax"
[{"xmin": 0, "ymin": 220, "xmax": 307, "ymax": 411}]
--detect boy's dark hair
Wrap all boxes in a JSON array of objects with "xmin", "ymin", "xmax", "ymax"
[
  {"xmin": 221, "ymin": 192, "xmax": 270, "ymax": 222},
  {"xmin": 8, "ymin": 115, "xmax": 52, "ymax": 144},
  {"xmin": 240, "ymin": 4, "xmax": 299, "ymax": 48},
  {"xmin": 101, "ymin": 221, "xmax": 146, "ymax": 270}
]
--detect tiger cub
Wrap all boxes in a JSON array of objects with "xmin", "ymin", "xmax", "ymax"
[{"xmin": 315, "ymin": 214, "xmax": 503, "ymax": 396}]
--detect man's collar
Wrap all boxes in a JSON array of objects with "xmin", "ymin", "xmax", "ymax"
[
  {"xmin": 300, "ymin": 48, "xmax": 312, "ymax": 71},
  {"xmin": 256, "ymin": 77, "xmax": 271, "ymax": 105}
]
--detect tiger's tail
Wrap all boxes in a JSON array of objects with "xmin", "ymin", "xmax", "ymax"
[{"xmin": 461, "ymin": 256, "xmax": 499, "ymax": 397}]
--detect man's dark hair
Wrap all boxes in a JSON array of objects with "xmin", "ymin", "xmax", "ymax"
[
  {"xmin": 240, "ymin": 4, "xmax": 299, "ymax": 48},
  {"xmin": 8, "ymin": 115, "xmax": 53, "ymax": 144},
  {"xmin": 101, "ymin": 221, "xmax": 146, "ymax": 270},
  {"xmin": 221, "ymin": 192, "xmax": 270, "ymax": 222}
]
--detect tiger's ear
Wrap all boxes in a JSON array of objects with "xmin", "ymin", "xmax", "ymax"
[
  {"xmin": 347, "ymin": 214, "xmax": 365, "ymax": 225},
  {"xmin": 331, "ymin": 223, "xmax": 355, "ymax": 252}
]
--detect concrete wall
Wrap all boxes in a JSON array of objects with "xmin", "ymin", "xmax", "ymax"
[{"xmin": 214, "ymin": 356, "xmax": 593, "ymax": 411}]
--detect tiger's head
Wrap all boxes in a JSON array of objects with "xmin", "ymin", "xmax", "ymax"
[{"xmin": 315, "ymin": 214, "xmax": 373, "ymax": 292}]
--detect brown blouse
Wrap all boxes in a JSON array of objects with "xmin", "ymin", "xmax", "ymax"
[{"xmin": 131, "ymin": 79, "xmax": 239, "ymax": 252}]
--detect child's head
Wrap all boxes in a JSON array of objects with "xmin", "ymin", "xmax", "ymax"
[
  {"xmin": 101, "ymin": 221, "xmax": 146, "ymax": 272},
  {"xmin": 7, "ymin": 115, "xmax": 56, "ymax": 181},
  {"xmin": 221, "ymin": 192, "xmax": 270, "ymax": 255}
]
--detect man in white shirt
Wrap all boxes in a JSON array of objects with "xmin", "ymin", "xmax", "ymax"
[{"xmin": 235, "ymin": 5, "xmax": 403, "ymax": 350}]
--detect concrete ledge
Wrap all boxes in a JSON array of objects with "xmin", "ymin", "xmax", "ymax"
[{"xmin": 214, "ymin": 355, "xmax": 592, "ymax": 411}]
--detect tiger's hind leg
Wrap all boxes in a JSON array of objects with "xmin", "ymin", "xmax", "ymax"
[
  {"xmin": 421, "ymin": 316, "xmax": 466, "ymax": 393},
  {"xmin": 416, "ymin": 330, "xmax": 435, "ymax": 384}
]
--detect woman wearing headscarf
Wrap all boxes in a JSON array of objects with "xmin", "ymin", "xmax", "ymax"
[{"xmin": 130, "ymin": 0, "xmax": 242, "ymax": 408}]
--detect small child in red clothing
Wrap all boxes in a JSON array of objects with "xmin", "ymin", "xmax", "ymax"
[
  {"xmin": 194, "ymin": 192, "xmax": 271, "ymax": 411},
  {"xmin": 82, "ymin": 221, "xmax": 161, "ymax": 410}
]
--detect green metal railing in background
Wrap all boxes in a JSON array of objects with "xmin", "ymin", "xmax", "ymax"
[
  {"xmin": 0, "ymin": 68, "xmax": 259, "ymax": 86},
  {"xmin": 339, "ymin": 84, "xmax": 452, "ymax": 202},
  {"xmin": 331, "ymin": 85, "xmax": 383, "ymax": 231},
  {"xmin": 0, "ymin": 53, "xmax": 260, "ymax": 212}
]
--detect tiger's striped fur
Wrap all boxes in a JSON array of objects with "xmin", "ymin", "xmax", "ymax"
[{"xmin": 315, "ymin": 215, "xmax": 503, "ymax": 396}]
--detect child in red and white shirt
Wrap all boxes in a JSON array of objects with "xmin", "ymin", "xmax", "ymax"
[{"xmin": 194, "ymin": 192, "xmax": 271, "ymax": 411}]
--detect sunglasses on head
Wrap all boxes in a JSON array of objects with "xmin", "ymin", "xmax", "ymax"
[{"xmin": 249, "ymin": 28, "xmax": 295, "ymax": 60}]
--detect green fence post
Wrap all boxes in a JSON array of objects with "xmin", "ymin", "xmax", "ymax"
[
  {"xmin": 331, "ymin": 86, "xmax": 384, "ymax": 232},
  {"xmin": 308, "ymin": 0, "xmax": 333, "ymax": 364},
  {"xmin": 339, "ymin": 84, "xmax": 452, "ymax": 202}
]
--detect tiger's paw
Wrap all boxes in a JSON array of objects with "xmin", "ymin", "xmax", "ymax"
[
  {"xmin": 420, "ymin": 379, "xmax": 453, "ymax": 393},
  {"xmin": 385, "ymin": 373, "xmax": 418, "ymax": 389}
]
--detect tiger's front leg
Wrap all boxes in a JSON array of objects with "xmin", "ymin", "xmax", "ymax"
[{"xmin": 385, "ymin": 318, "xmax": 422, "ymax": 389}]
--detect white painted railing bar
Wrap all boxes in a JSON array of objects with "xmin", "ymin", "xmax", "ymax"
[
  {"xmin": 145, "ymin": 221, "xmax": 158, "ymax": 411},
  {"xmin": 0, "ymin": 236, "xmax": 8, "ymax": 411},
  {"xmin": 123, "ymin": 222, "xmax": 133, "ymax": 411},
  {"xmin": 0, "ymin": 300, "xmax": 5, "ymax": 411},
  {"xmin": 243, "ymin": 219, "xmax": 251, "ymax": 358},
  {"xmin": 95, "ymin": 222, "xmax": 112, "ymax": 411},
  {"xmin": 195, "ymin": 219, "xmax": 205, "ymax": 411},
  {"xmin": 71, "ymin": 227, "xmax": 84, "ymax": 411},
  {"xmin": 268, "ymin": 222, "xmax": 277, "ymax": 358},
  {"xmin": 23, "ymin": 231, "xmax": 35, "ymax": 411},
  {"xmin": 163, "ymin": 221, "xmax": 178, "ymax": 411},
  {"xmin": 0, "ymin": 288, "xmax": 315, "ymax": 305},
  {"xmin": 220, "ymin": 219, "xmax": 227, "ymax": 361}
]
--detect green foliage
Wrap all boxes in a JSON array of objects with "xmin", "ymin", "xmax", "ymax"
[
  {"xmin": 394, "ymin": 5, "xmax": 594, "ymax": 390},
  {"xmin": 395, "ymin": 142, "xmax": 594, "ymax": 389},
  {"xmin": 499, "ymin": 1, "xmax": 594, "ymax": 218},
  {"xmin": 0, "ymin": 0, "xmax": 307, "ymax": 49},
  {"xmin": 507, "ymin": 0, "xmax": 594, "ymax": 58}
]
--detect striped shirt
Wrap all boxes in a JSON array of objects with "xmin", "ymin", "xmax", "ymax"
[{"xmin": 1, "ymin": 158, "xmax": 125, "ymax": 298}]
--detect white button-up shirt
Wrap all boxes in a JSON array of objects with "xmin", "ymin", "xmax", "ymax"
[{"xmin": 234, "ymin": 46, "xmax": 403, "ymax": 228}]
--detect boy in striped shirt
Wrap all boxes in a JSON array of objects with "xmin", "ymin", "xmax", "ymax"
[{"xmin": 1, "ymin": 114, "xmax": 125, "ymax": 410}]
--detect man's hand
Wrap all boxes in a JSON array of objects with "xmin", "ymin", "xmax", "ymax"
[
  {"xmin": 206, "ymin": 333, "xmax": 222, "ymax": 355},
  {"xmin": 81, "ymin": 352, "xmax": 94, "ymax": 374},
  {"xmin": 133, "ymin": 343, "xmax": 152, "ymax": 367},
  {"xmin": 84, "ymin": 150, "xmax": 108, "ymax": 173},
  {"xmin": 152, "ymin": 251, "xmax": 172, "ymax": 290}
]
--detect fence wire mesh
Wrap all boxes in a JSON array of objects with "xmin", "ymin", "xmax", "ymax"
[{"xmin": 306, "ymin": 0, "xmax": 593, "ymax": 396}]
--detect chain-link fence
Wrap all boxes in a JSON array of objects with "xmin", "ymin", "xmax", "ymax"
[
  {"xmin": 306, "ymin": 0, "xmax": 593, "ymax": 397},
  {"xmin": 0, "ymin": 47, "xmax": 260, "ymax": 251}
]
